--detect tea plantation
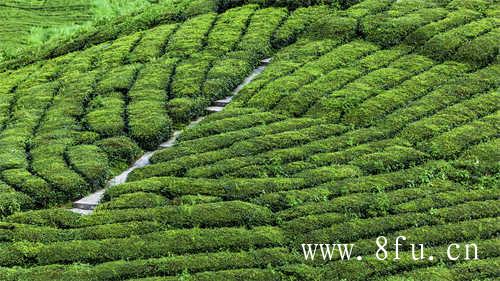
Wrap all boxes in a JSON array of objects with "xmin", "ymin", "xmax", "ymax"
[
  {"xmin": 0, "ymin": 0, "xmax": 498, "ymax": 280},
  {"xmin": 0, "ymin": 0, "xmax": 162, "ymax": 61}
]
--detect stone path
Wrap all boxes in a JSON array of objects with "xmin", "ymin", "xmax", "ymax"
[{"xmin": 70, "ymin": 58, "xmax": 271, "ymax": 214}]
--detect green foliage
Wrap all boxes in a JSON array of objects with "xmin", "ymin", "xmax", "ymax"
[{"xmin": 0, "ymin": 1, "xmax": 499, "ymax": 279}]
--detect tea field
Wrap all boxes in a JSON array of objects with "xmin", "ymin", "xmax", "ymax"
[
  {"xmin": 0, "ymin": 0, "xmax": 161, "ymax": 61},
  {"xmin": 0, "ymin": 0, "xmax": 498, "ymax": 280}
]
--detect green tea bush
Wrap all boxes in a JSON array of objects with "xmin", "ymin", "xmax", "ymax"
[
  {"xmin": 404, "ymin": 8, "xmax": 481, "ymax": 46},
  {"xmin": 86, "ymin": 92, "xmax": 126, "ymax": 137},
  {"xmin": 273, "ymin": 5, "xmax": 333, "ymax": 47},
  {"xmin": 247, "ymin": 40, "xmax": 379, "ymax": 110},
  {"xmin": 423, "ymin": 111, "xmax": 499, "ymax": 158},
  {"xmin": 0, "ymin": 169, "xmax": 54, "ymax": 208},
  {"xmin": 0, "ymin": 248, "xmax": 294, "ymax": 281},
  {"xmin": 104, "ymin": 177, "xmax": 307, "ymax": 201},
  {"xmin": 65, "ymin": 145, "xmax": 110, "ymax": 188},
  {"xmin": 96, "ymin": 136, "xmax": 143, "ymax": 166},
  {"xmin": 167, "ymin": 97, "xmax": 209, "ymax": 124},
  {"xmin": 180, "ymin": 112, "xmax": 284, "ymax": 140},
  {"xmin": 454, "ymin": 138, "xmax": 500, "ymax": 175},
  {"xmin": 362, "ymin": 8, "xmax": 449, "ymax": 47},
  {"xmin": 343, "ymin": 61, "xmax": 471, "ymax": 127},
  {"xmin": 97, "ymin": 192, "xmax": 167, "ymax": 210},
  {"xmin": 167, "ymin": 13, "xmax": 217, "ymax": 58},
  {"xmin": 400, "ymin": 89, "xmax": 500, "ymax": 143},
  {"xmin": 128, "ymin": 24, "xmax": 178, "ymax": 63},
  {"xmin": 422, "ymin": 18, "xmax": 497, "ymax": 61},
  {"xmin": 0, "ymin": 226, "xmax": 284, "ymax": 266},
  {"xmin": 154, "ymin": 118, "xmax": 319, "ymax": 163}
]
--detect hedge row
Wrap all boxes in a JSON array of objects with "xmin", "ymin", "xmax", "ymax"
[
  {"xmin": 206, "ymin": 5, "xmax": 258, "ymax": 55},
  {"xmin": 128, "ymin": 268, "xmax": 284, "ymax": 281},
  {"xmin": 318, "ymin": 238, "xmax": 500, "ymax": 280},
  {"xmin": 304, "ymin": 138, "xmax": 408, "ymax": 169},
  {"xmin": 200, "ymin": 107, "xmax": 261, "ymax": 122},
  {"xmin": 95, "ymin": 136, "xmax": 143, "ymax": 172},
  {"xmin": 1, "ymin": 202, "xmax": 272, "ymax": 240},
  {"xmin": 229, "ymin": 39, "xmax": 339, "ymax": 108},
  {"xmin": 87, "ymin": 65, "xmax": 138, "ymax": 137},
  {"xmin": 400, "ymin": 89, "xmax": 500, "ymax": 143},
  {"xmin": 454, "ymin": 27, "xmax": 499, "ymax": 67},
  {"xmin": 375, "ymin": 63, "xmax": 499, "ymax": 132},
  {"xmin": 167, "ymin": 13, "xmax": 217, "ymax": 58},
  {"xmin": 128, "ymin": 24, "xmax": 178, "ymax": 63},
  {"xmin": 284, "ymin": 194, "xmax": 499, "ymax": 239},
  {"xmin": 421, "ymin": 17, "xmax": 498, "ymax": 62},
  {"xmin": 0, "ymin": 81, "xmax": 58, "ymax": 172},
  {"xmin": 343, "ymin": 61, "xmax": 472, "ymax": 127},
  {"xmin": 24, "ymin": 62, "xmax": 113, "ymax": 202},
  {"xmin": 344, "ymin": 0, "xmax": 397, "ymax": 19},
  {"xmin": 423, "ymin": 110, "xmax": 499, "ymax": 158},
  {"xmin": 260, "ymin": 177, "xmax": 460, "ymax": 213},
  {"xmin": 203, "ymin": 7, "xmax": 289, "ymax": 100},
  {"xmin": 0, "ymin": 226, "xmax": 284, "ymax": 266},
  {"xmin": 286, "ymin": 220, "xmax": 499, "ymax": 273},
  {"xmin": 0, "ymin": 0, "xmax": 218, "ymax": 71},
  {"xmin": 0, "ymin": 181, "xmax": 33, "ymax": 217},
  {"xmin": 86, "ymin": 91, "xmax": 127, "ymax": 137},
  {"xmin": 273, "ymin": 5, "xmax": 332, "ymax": 47},
  {"xmin": 300, "ymin": 50, "xmax": 430, "ymax": 118},
  {"xmin": 230, "ymin": 9, "xmax": 276, "ymax": 55},
  {"xmin": 166, "ymin": 6, "xmax": 286, "ymax": 125},
  {"xmin": 0, "ymin": 169, "xmax": 54, "ymax": 208},
  {"xmin": 184, "ymin": 127, "xmax": 388, "ymax": 179},
  {"xmin": 97, "ymin": 33, "xmax": 142, "ymax": 68},
  {"xmin": 0, "ymin": 69, "xmax": 31, "ymax": 129},
  {"xmin": 166, "ymin": 58, "xmax": 211, "ymax": 119},
  {"xmin": 246, "ymin": 40, "xmax": 379, "ymax": 110},
  {"xmin": 128, "ymin": 59, "xmax": 176, "ymax": 150},
  {"xmin": 65, "ymin": 145, "xmax": 110, "ymax": 188},
  {"xmin": 153, "ymin": 117, "xmax": 320, "ymax": 163},
  {"xmin": 393, "ymin": 188, "xmax": 500, "ymax": 213},
  {"xmin": 89, "ymin": 200, "xmax": 272, "ymax": 228},
  {"xmin": 104, "ymin": 177, "xmax": 307, "ymax": 201},
  {"xmin": 404, "ymin": 8, "xmax": 481, "ymax": 46},
  {"xmin": 179, "ymin": 112, "xmax": 285, "ymax": 141},
  {"xmin": 0, "ymin": 248, "xmax": 294, "ymax": 281},
  {"xmin": 374, "ymin": 257, "xmax": 500, "ymax": 281},
  {"xmin": 128, "ymin": 119, "xmax": 322, "ymax": 181},
  {"xmin": 0, "ymin": 221, "xmax": 165, "ymax": 243},
  {"xmin": 191, "ymin": 6, "xmax": 262, "ymax": 102},
  {"xmin": 348, "ymin": 145, "xmax": 429, "ymax": 174},
  {"xmin": 171, "ymin": 126, "xmax": 388, "ymax": 179},
  {"xmin": 185, "ymin": 124, "xmax": 347, "ymax": 177},
  {"xmin": 362, "ymin": 7, "xmax": 449, "ymax": 47},
  {"xmin": 96, "ymin": 192, "xmax": 167, "ymax": 210},
  {"xmin": 454, "ymin": 138, "xmax": 499, "ymax": 175},
  {"xmin": 16, "ymin": 61, "xmax": 100, "ymax": 203},
  {"xmin": 302, "ymin": 202, "xmax": 498, "ymax": 246},
  {"xmin": 277, "ymin": 161, "xmax": 454, "ymax": 220}
]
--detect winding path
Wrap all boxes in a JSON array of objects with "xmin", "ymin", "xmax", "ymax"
[{"xmin": 70, "ymin": 58, "xmax": 271, "ymax": 214}]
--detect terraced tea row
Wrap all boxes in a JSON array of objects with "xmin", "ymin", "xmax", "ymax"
[
  {"xmin": 0, "ymin": 0, "xmax": 498, "ymax": 280},
  {"xmin": 0, "ymin": 5, "xmax": 291, "ymax": 211}
]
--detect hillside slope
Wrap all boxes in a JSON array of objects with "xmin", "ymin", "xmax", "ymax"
[{"xmin": 0, "ymin": 0, "xmax": 498, "ymax": 280}]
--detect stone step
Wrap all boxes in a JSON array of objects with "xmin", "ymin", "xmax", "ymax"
[
  {"xmin": 261, "ymin": 58, "xmax": 272, "ymax": 64},
  {"xmin": 70, "ymin": 60, "xmax": 271, "ymax": 215},
  {"xmin": 159, "ymin": 130, "xmax": 181, "ymax": 148},
  {"xmin": 70, "ymin": 208, "xmax": 93, "ymax": 215},
  {"xmin": 213, "ymin": 96, "xmax": 232, "ymax": 107},
  {"xmin": 72, "ymin": 189, "xmax": 105, "ymax": 210},
  {"xmin": 206, "ymin": 106, "xmax": 224, "ymax": 113}
]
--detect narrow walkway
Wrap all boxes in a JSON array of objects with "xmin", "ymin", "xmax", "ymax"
[{"xmin": 70, "ymin": 58, "xmax": 271, "ymax": 214}]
